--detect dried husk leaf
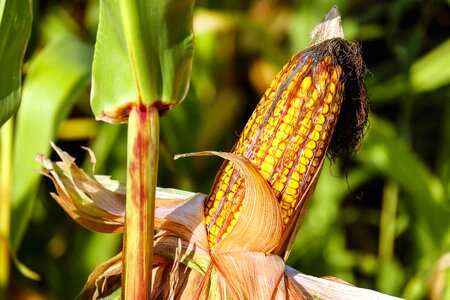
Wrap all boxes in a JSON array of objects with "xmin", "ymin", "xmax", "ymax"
[
  {"xmin": 212, "ymin": 252, "xmax": 285, "ymax": 300},
  {"xmin": 285, "ymin": 266, "xmax": 403, "ymax": 300},
  {"xmin": 175, "ymin": 151, "xmax": 283, "ymax": 254},
  {"xmin": 36, "ymin": 146, "xmax": 125, "ymax": 233},
  {"xmin": 154, "ymin": 234, "xmax": 210, "ymax": 274},
  {"xmin": 78, "ymin": 252, "xmax": 123, "ymax": 299},
  {"xmin": 37, "ymin": 143, "xmax": 205, "ymax": 234},
  {"xmin": 154, "ymin": 192, "xmax": 209, "ymax": 249}
]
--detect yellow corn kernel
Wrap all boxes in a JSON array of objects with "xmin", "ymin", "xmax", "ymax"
[
  {"xmin": 283, "ymin": 114, "xmax": 293, "ymax": 124},
  {"xmin": 210, "ymin": 225, "xmax": 219, "ymax": 237},
  {"xmin": 317, "ymin": 114, "xmax": 325, "ymax": 124},
  {"xmin": 261, "ymin": 162, "xmax": 274, "ymax": 174},
  {"xmin": 312, "ymin": 89, "xmax": 318, "ymax": 100},
  {"xmin": 301, "ymin": 76, "xmax": 312, "ymax": 92},
  {"xmin": 276, "ymin": 131, "xmax": 288, "ymax": 140},
  {"xmin": 331, "ymin": 69, "xmax": 338, "ymax": 82},
  {"xmin": 273, "ymin": 182, "xmax": 285, "ymax": 192},
  {"xmin": 300, "ymin": 156, "xmax": 309, "ymax": 166},
  {"xmin": 288, "ymin": 179, "xmax": 299, "ymax": 190},
  {"xmin": 274, "ymin": 149, "xmax": 283, "ymax": 158},
  {"xmin": 299, "ymin": 164, "xmax": 307, "ymax": 174},
  {"xmin": 260, "ymin": 170, "xmax": 270, "ymax": 180},
  {"xmin": 310, "ymin": 130, "xmax": 320, "ymax": 141},
  {"xmin": 307, "ymin": 140, "xmax": 317, "ymax": 150},
  {"xmin": 299, "ymin": 125, "xmax": 308, "ymax": 136},
  {"xmin": 216, "ymin": 216, "xmax": 224, "ymax": 227},
  {"xmin": 329, "ymin": 82, "xmax": 336, "ymax": 94},
  {"xmin": 301, "ymin": 118, "xmax": 311, "ymax": 127},
  {"xmin": 284, "ymin": 194, "xmax": 295, "ymax": 203}
]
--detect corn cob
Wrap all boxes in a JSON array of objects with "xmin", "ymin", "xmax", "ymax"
[{"xmin": 205, "ymin": 38, "xmax": 367, "ymax": 248}]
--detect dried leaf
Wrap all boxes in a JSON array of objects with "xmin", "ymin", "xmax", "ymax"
[
  {"xmin": 175, "ymin": 151, "xmax": 283, "ymax": 254},
  {"xmin": 154, "ymin": 234, "xmax": 210, "ymax": 274},
  {"xmin": 38, "ymin": 143, "xmax": 207, "ymax": 234},
  {"xmin": 154, "ymin": 192, "xmax": 209, "ymax": 249},
  {"xmin": 213, "ymin": 252, "xmax": 285, "ymax": 299},
  {"xmin": 78, "ymin": 252, "xmax": 122, "ymax": 299},
  {"xmin": 285, "ymin": 266, "xmax": 403, "ymax": 300}
]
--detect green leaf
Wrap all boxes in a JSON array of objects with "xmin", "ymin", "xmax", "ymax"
[
  {"xmin": 410, "ymin": 38, "xmax": 450, "ymax": 93},
  {"xmin": 358, "ymin": 115, "xmax": 448, "ymax": 247},
  {"xmin": 11, "ymin": 35, "xmax": 93, "ymax": 250},
  {"xmin": 0, "ymin": 0, "xmax": 32, "ymax": 127},
  {"xmin": 91, "ymin": 0, "xmax": 195, "ymax": 123}
]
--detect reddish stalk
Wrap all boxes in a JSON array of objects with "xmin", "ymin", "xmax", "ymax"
[{"xmin": 123, "ymin": 105, "xmax": 159, "ymax": 299}]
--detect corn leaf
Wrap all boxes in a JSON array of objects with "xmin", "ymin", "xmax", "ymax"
[
  {"xmin": 410, "ymin": 38, "xmax": 450, "ymax": 93},
  {"xmin": 358, "ymin": 115, "xmax": 448, "ymax": 249},
  {"xmin": 0, "ymin": 0, "xmax": 32, "ymax": 127},
  {"xmin": 11, "ymin": 35, "xmax": 93, "ymax": 250},
  {"xmin": 91, "ymin": 0, "xmax": 194, "ymax": 122}
]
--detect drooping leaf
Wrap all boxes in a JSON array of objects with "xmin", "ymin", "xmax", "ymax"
[
  {"xmin": 11, "ymin": 35, "xmax": 93, "ymax": 250},
  {"xmin": 37, "ymin": 144, "xmax": 125, "ymax": 234},
  {"xmin": 0, "ymin": 0, "xmax": 32, "ymax": 126},
  {"xmin": 91, "ymin": 0, "xmax": 195, "ymax": 123}
]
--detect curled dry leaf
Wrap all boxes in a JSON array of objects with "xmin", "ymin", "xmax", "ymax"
[{"xmin": 36, "ymin": 142, "xmax": 125, "ymax": 233}]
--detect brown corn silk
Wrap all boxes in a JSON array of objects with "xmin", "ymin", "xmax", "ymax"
[{"xmin": 204, "ymin": 36, "xmax": 368, "ymax": 252}]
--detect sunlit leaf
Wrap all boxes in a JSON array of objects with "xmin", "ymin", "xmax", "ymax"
[
  {"xmin": 91, "ymin": 0, "xmax": 195, "ymax": 123},
  {"xmin": 286, "ymin": 266, "xmax": 403, "ymax": 300},
  {"xmin": 11, "ymin": 35, "xmax": 93, "ymax": 250},
  {"xmin": 0, "ymin": 0, "xmax": 32, "ymax": 127},
  {"xmin": 410, "ymin": 38, "xmax": 450, "ymax": 93}
]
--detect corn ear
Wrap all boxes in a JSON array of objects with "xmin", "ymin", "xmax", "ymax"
[{"xmin": 204, "ymin": 7, "xmax": 368, "ymax": 252}]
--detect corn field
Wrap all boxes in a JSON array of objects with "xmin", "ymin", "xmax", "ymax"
[{"xmin": 1, "ymin": 0, "xmax": 450, "ymax": 299}]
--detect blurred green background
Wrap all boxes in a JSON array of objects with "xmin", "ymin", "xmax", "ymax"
[{"xmin": 4, "ymin": 0, "xmax": 450, "ymax": 299}]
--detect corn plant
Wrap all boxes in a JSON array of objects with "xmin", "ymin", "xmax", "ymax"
[
  {"xmin": 36, "ymin": 5, "xmax": 399, "ymax": 299},
  {"xmin": 2, "ymin": 0, "xmax": 450, "ymax": 299}
]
